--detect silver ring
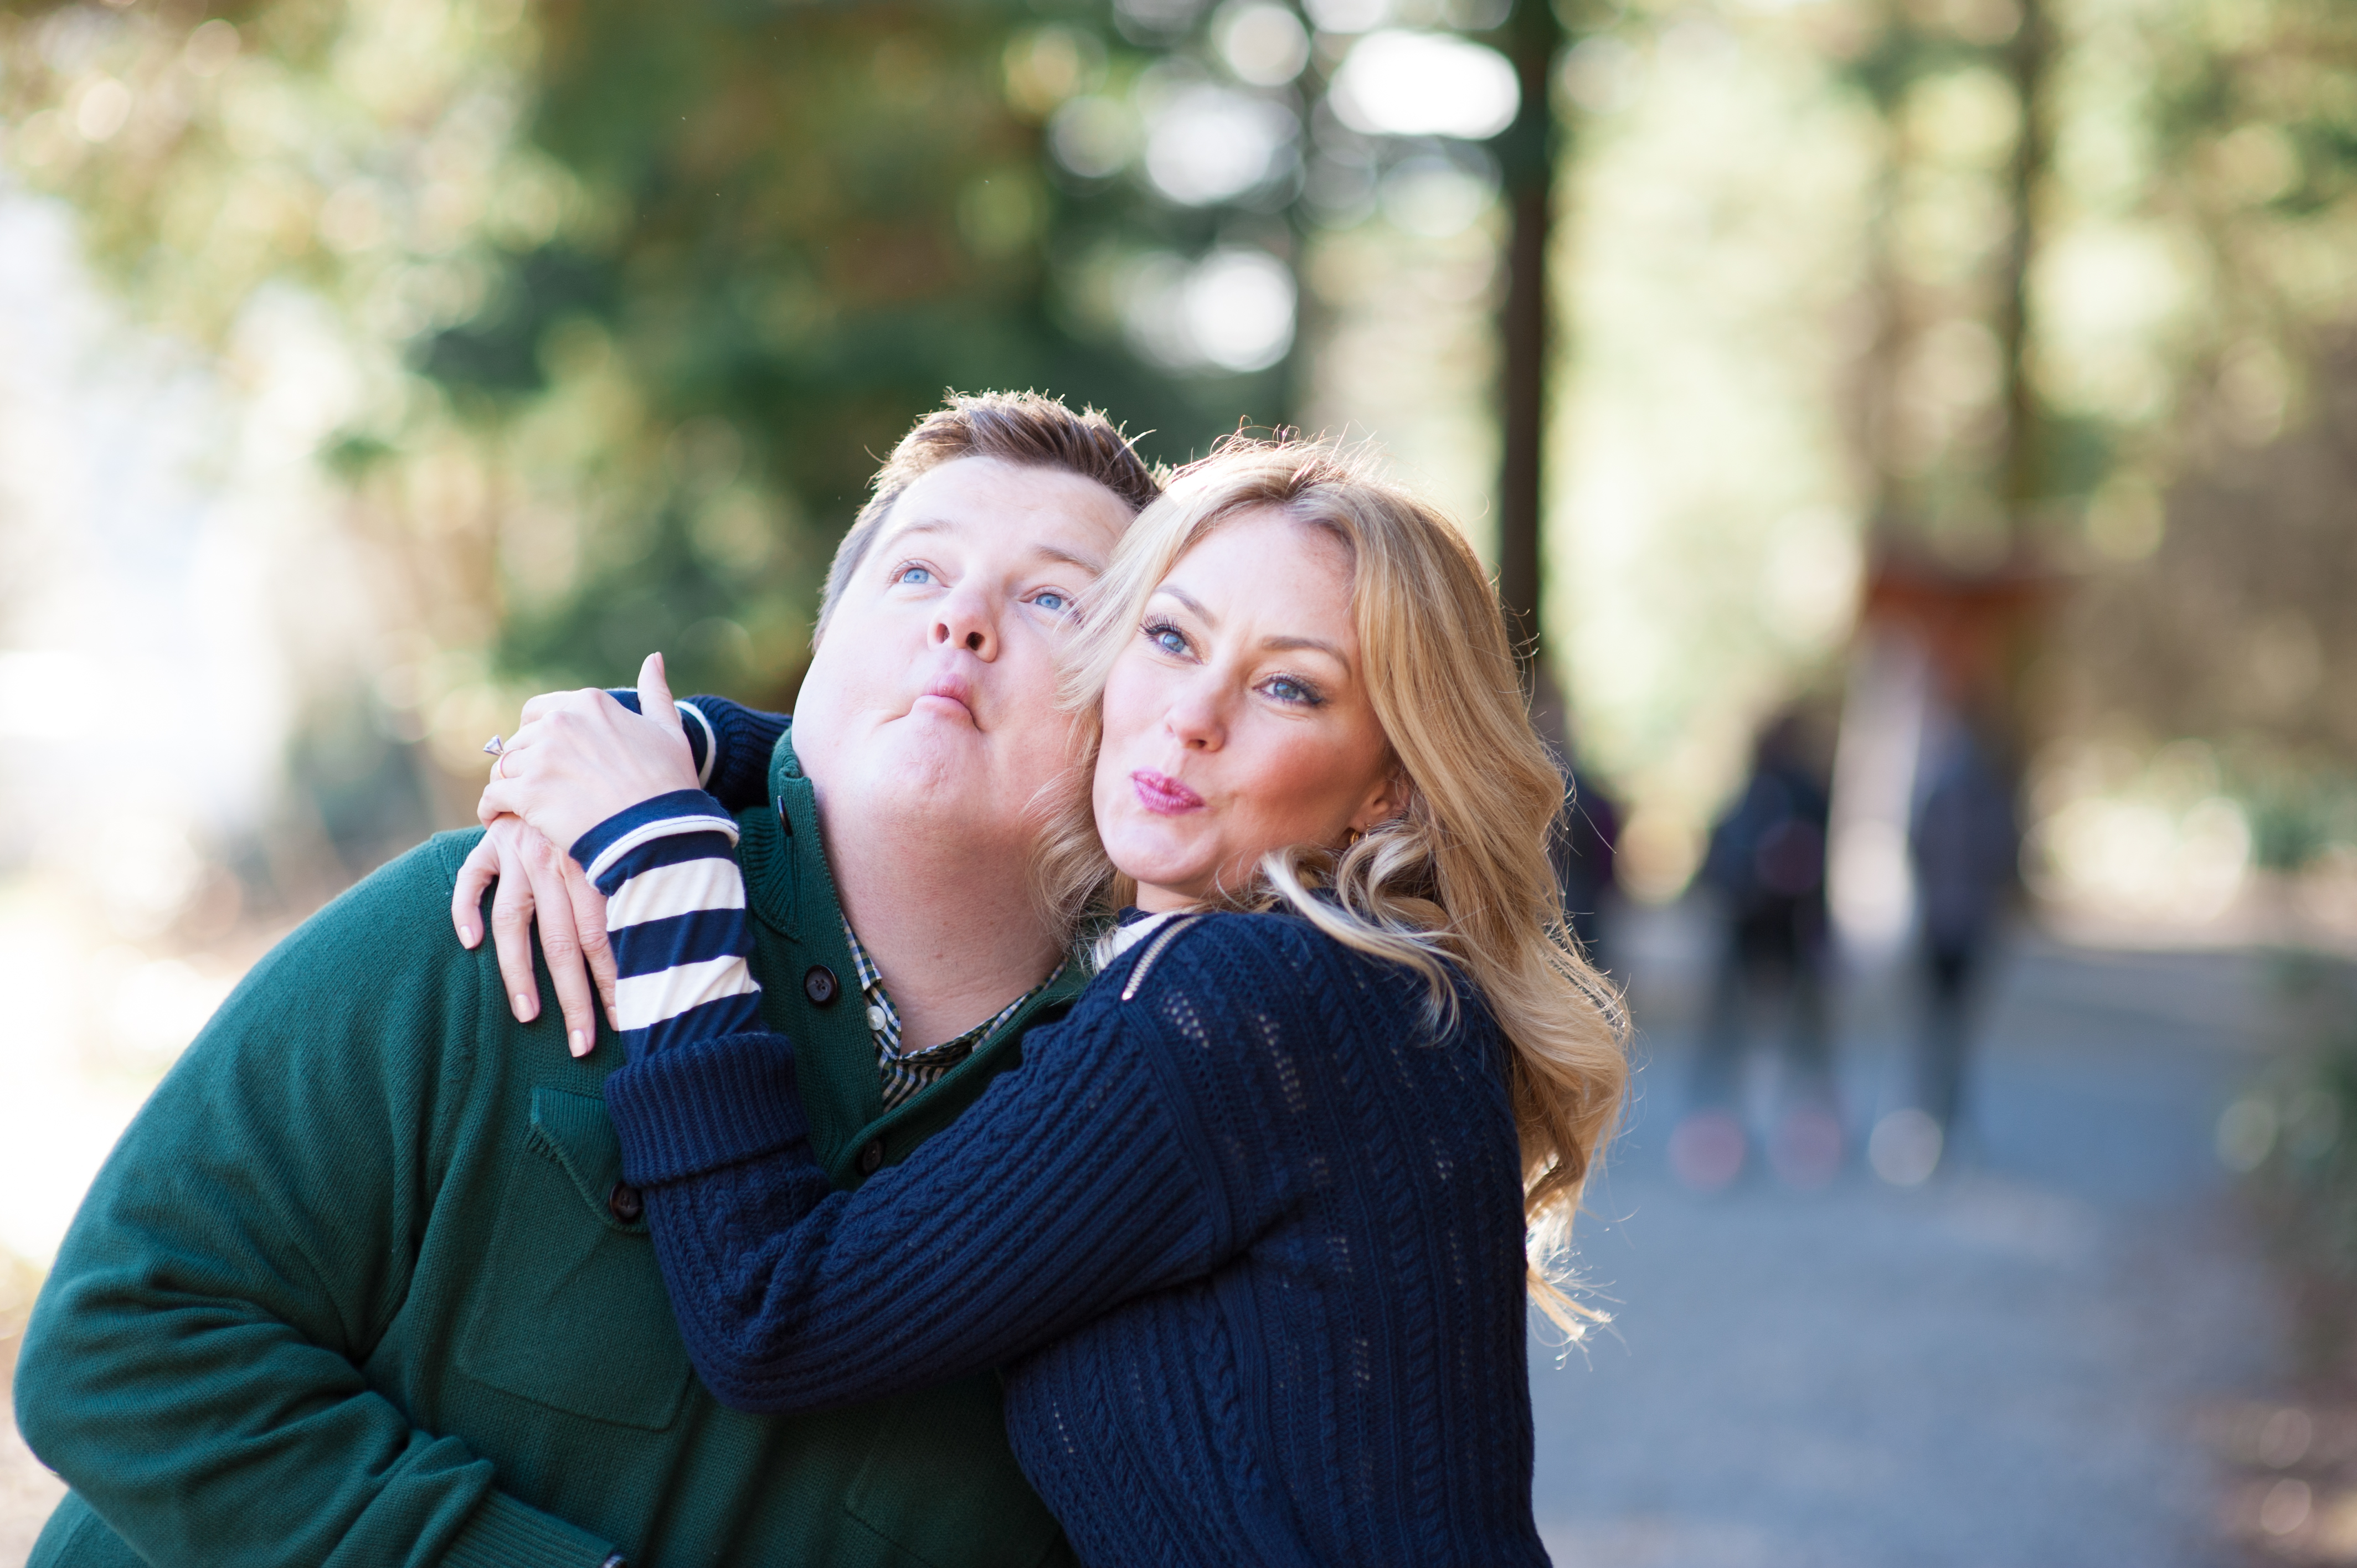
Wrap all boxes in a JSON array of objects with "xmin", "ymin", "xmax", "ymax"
[{"xmin": 482, "ymin": 734, "xmax": 504, "ymax": 756}]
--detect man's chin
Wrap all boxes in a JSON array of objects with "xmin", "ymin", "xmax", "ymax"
[
  {"xmin": 869, "ymin": 710, "xmax": 990, "ymax": 773},
  {"xmin": 836, "ymin": 724, "xmax": 1070, "ymax": 835}
]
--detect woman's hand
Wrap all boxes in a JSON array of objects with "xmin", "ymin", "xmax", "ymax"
[
  {"xmin": 451, "ymin": 815, "xmax": 617, "ymax": 1058},
  {"xmin": 477, "ymin": 651, "xmax": 701, "ymax": 854}
]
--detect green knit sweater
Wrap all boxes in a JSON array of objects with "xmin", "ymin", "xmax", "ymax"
[{"xmin": 15, "ymin": 755, "xmax": 1085, "ymax": 1568}]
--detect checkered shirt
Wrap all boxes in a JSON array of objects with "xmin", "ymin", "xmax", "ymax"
[{"xmin": 840, "ymin": 917, "xmax": 1067, "ymax": 1113}]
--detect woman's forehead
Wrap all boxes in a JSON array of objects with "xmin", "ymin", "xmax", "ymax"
[{"xmin": 1156, "ymin": 515, "xmax": 1360, "ymax": 659}]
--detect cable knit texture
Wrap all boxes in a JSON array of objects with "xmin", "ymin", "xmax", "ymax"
[{"xmin": 604, "ymin": 909, "xmax": 1551, "ymax": 1567}]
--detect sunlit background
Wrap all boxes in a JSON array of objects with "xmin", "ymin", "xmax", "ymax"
[{"xmin": 4, "ymin": 0, "xmax": 2357, "ymax": 1561}]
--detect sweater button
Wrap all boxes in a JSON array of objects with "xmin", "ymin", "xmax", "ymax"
[
  {"xmin": 857, "ymin": 1139, "xmax": 885, "ymax": 1176},
  {"xmin": 804, "ymin": 965, "xmax": 838, "ymax": 1005},
  {"xmin": 607, "ymin": 1182, "xmax": 644, "ymax": 1224}
]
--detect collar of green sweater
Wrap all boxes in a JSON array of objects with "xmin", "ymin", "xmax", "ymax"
[{"xmin": 735, "ymin": 720, "xmax": 1089, "ymax": 1189}]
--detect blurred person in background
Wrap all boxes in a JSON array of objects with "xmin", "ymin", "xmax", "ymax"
[
  {"xmin": 1669, "ymin": 709, "xmax": 1840, "ymax": 1192},
  {"xmin": 14, "ymin": 393, "xmax": 1164, "ymax": 1568},
  {"xmin": 1874, "ymin": 713, "xmax": 2019, "ymax": 1177},
  {"xmin": 471, "ymin": 439, "xmax": 1629, "ymax": 1567}
]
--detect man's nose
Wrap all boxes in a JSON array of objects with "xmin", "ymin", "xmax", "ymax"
[{"xmin": 930, "ymin": 587, "xmax": 996, "ymax": 659}]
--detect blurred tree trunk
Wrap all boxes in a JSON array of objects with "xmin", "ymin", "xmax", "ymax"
[
  {"xmin": 1995, "ymin": 0, "xmax": 2054, "ymax": 540},
  {"xmin": 1857, "ymin": 120, "xmax": 1909, "ymax": 544},
  {"xmin": 1496, "ymin": 0, "xmax": 1565, "ymax": 675}
]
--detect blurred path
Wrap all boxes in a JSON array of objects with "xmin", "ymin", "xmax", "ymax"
[{"xmin": 1532, "ymin": 912, "xmax": 2284, "ymax": 1567}]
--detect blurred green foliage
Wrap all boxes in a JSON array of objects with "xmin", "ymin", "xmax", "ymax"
[
  {"xmin": 6, "ymin": 0, "xmax": 2357, "ymax": 858},
  {"xmin": 1830, "ymin": 0, "xmax": 2357, "ymax": 550},
  {"xmin": 0, "ymin": 0, "xmax": 1284, "ymax": 721}
]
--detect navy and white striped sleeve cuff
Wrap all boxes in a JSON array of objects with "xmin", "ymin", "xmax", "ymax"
[
  {"xmin": 570, "ymin": 790, "xmax": 740, "ymax": 887},
  {"xmin": 568, "ymin": 790, "xmax": 763, "ymax": 1055}
]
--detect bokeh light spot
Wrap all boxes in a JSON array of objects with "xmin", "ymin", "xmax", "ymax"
[
  {"xmin": 1143, "ymin": 84, "xmax": 1297, "ymax": 206},
  {"xmin": 1214, "ymin": 1, "xmax": 1311, "ymax": 87},
  {"xmin": 1330, "ymin": 31, "xmax": 1519, "ymax": 141}
]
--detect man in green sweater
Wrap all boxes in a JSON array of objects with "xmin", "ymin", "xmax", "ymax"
[{"xmin": 13, "ymin": 393, "xmax": 1160, "ymax": 1568}]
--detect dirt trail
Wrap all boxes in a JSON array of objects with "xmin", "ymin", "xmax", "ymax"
[{"xmin": 1530, "ymin": 929, "xmax": 2283, "ymax": 1566}]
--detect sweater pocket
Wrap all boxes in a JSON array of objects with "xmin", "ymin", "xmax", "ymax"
[
  {"xmin": 454, "ymin": 1087, "xmax": 696, "ymax": 1430},
  {"xmin": 842, "ymin": 1379, "xmax": 1073, "ymax": 1568}
]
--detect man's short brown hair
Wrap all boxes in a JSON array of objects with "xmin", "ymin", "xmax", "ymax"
[{"xmin": 815, "ymin": 390, "xmax": 1164, "ymax": 638}]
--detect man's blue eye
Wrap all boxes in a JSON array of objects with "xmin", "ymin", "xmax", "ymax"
[{"xmin": 897, "ymin": 566, "xmax": 933, "ymax": 585}]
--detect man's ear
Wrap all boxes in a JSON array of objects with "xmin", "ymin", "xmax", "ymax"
[{"xmin": 1349, "ymin": 766, "xmax": 1414, "ymax": 835}]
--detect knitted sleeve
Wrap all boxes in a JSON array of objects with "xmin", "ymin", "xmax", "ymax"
[
  {"xmin": 601, "ymin": 1004, "xmax": 1219, "ymax": 1413},
  {"xmin": 598, "ymin": 917, "xmax": 1327, "ymax": 1415},
  {"xmin": 605, "ymin": 691, "xmax": 789, "ymax": 812}
]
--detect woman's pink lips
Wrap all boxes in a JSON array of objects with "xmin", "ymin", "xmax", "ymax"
[{"xmin": 1131, "ymin": 770, "xmax": 1203, "ymax": 815}]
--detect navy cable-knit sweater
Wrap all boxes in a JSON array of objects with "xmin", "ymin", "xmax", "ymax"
[{"xmin": 580, "ymin": 711, "xmax": 1553, "ymax": 1565}]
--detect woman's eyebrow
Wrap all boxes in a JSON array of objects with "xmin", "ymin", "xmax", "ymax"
[
  {"xmin": 1262, "ymin": 635, "xmax": 1346, "ymax": 659},
  {"xmin": 1155, "ymin": 585, "xmax": 1344, "ymax": 661},
  {"xmin": 1152, "ymin": 584, "xmax": 1213, "ymax": 622}
]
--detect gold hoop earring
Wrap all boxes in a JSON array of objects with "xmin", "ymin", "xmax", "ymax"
[{"xmin": 1341, "ymin": 827, "xmax": 1364, "ymax": 849}]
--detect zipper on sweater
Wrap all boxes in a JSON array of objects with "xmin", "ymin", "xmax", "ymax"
[{"xmin": 1120, "ymin": 914, "xmax": 1204, "ymax": 1002}]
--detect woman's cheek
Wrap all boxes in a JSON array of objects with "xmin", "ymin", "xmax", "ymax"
[
  {"xmin": 1099, "ymin": 653, "xmax": 1157, "ymax": 741},
  {"xmin": 1250, "ymin": 730, "xmax": 1320, "ymax": 812},
  {"xmin": 1092, "ymin": 758, "xmax": 1130, "ymax": 834}
]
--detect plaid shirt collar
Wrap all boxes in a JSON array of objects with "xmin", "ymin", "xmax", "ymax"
[{"xmin": 840, "ymin": 917, "xmax": 1065, "ymax": 1113}]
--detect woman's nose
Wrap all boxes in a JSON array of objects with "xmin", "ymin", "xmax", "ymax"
[
  {"xmin": 1164, "ymin": 680, "xmax": 1224, "ymax": 750},
  {"xmin": 931, "ymin": 589, "xmax": 995, "ymax": 658}
]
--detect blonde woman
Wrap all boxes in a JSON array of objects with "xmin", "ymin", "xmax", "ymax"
[{"xmin": 480, "ymin": 439, "xmax": 1627, "ymax": 1566}]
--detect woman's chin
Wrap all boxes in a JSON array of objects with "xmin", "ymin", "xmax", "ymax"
[{"xmin": 1102, "ymin": 831, "xmax": 1204, "ymax": 903}]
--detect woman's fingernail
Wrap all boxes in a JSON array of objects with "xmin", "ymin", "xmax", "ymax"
[
  {"xmin": 514, "ymin": 993, "xmax": 533, "ymax": 1019},
  {"xmin": 459, "ymin": 926, "xmax": 477, "ymax": 947},
  {"xmin": 569, "ymin": 1029, "xmax": 586, "ymax": 1056}
]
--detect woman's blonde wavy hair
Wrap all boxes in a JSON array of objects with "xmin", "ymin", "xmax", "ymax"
[{"xmin": 1031, "ymin": 436, "xmax": 1629, "ymax": 1330}]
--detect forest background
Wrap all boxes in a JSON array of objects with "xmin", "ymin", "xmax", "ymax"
[{"xmin": 0, "ymin": 0, "xmax": 2353, "ymax": 1270}]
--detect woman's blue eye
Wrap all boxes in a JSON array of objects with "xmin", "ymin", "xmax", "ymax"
[
  {"xmin": 1264, "ymin": 677, "xmax": 1320, "ymax": 706},
  {"xmin": 1149, "ymin": 625, "xmax": 1188, "ymax": 656},
  {"xmin": 1033, "ymin": 590, "xmax": 1069, "ymax": 613},
  {"xmin": 896, "ymin": 565, "xmax": 934, "ymax": 585}
]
